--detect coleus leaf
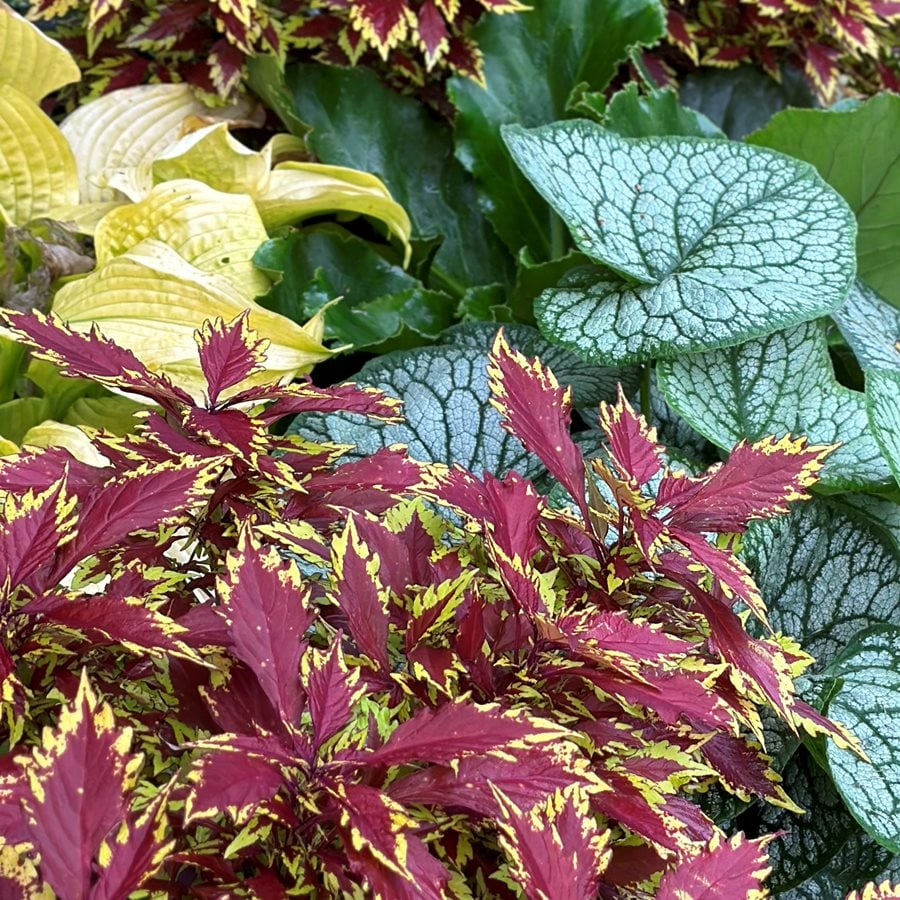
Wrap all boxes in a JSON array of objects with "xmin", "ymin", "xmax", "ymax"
[
  {"xmin": 301, "ymin": 640, "xmax": 364, "ymax": 753},
  {"xmin": 0, "ymin": 479, "xmax": 76, "ymax": 593},
  {"xmin": 743, "ymin": 500, "xmax": 900, "ymax": 674},
  {"xmin": 747, "ymin": 93, "xmax": 900, "ymax": 308},
  {"xmin": 493, "ymin": 787, "xmax": 611, "ymax": 900},
  {"xmin": 218, "ymin": 525, "xmax": 314, "ymax": 728},
  {"xmin": 847, "ymin": 882, "xmax": 900, "ymax": 900},
  {"xmin": 656, "ymin": 831, "xmax": 775, "ymax": 899},
  {"xmin": 195, "ymin": 312, "xmax": 268, "ymax": 406},
  {"xmin": 21, "ymin": 672, "xmax": 143, "ymax": 900},
  {"xmin": 330, "ymin": 781, "xmax": 449, "ymax": 900},
  {"xmin": 502, "ymin": 120, "xmax": 856, "ymax": 365},
  {"xmin": 330, "ymin": 516, "xmax": 391, "ymax": 672},
  {"xmin": 50, "ymin": 456, "xmax": 222, "ymax": 582},
  {"xmin": 658, "ymin": 321, "xmax": 893, "ymax": 491},
  {"xmin": 826, "ymin": 626, "xmax": 900, "ymax": 854},
  {"xmin": 355, "ymin": 701, "xmax": 570, "ymax": 768},
  {"xmin": 487, "ymin": 329, "xmax": 590, "ymax": 522}
]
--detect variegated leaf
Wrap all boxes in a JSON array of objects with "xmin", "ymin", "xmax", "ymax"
[
  {"xmin": 218, "ymin": 525, "xmax": 314, "ymax": 728},
  {"xmin": 22, "ymin": 672, "xmax": 143, "ymax": 900}
]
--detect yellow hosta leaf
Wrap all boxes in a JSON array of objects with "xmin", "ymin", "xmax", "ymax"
[
  {"xmin": 21, "ymin": 421, "xmax": 110, "ymax": 467},
  {"xmin": 60, "ymin": 84, "xmax": 260, "ymax": 203},
  {"xmin": 151, "ymin": 122, "xmax": 272, "ymax": 196},
  {"xmin": 0, "ymin": 84, "xmax": 79, "ymax": 225},
  {"xmin": 152, "ymin": 124, "xmax": 412, "ymax": 261},
  {"xmin": 0, "ymin": 1, "xmax": 80, "ymax": 102},
  {"xmin": 52, "ymin": 240, "xmax": 332, "ymax": 396},
  {"xmin": 94, "ymin": 179, "xmax": 271, "ymax": 299},
  {"xmin": 258, "ymin": 162, "xmax": 412, "ymax": 261},
  {"xmin": 0, "ymin": 435, "xmax": 17, "ymax": 455}
]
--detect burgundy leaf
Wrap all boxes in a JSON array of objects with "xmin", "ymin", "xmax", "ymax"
[
  {"xmin": 597, "ymin": 385, "xmax": 664, "ymax": 487},
  {"xmin": 660, "ymin": 436, "xmax": 834, "ymax": 532},
  {"xmin": 357, "ymin": 701, "xmax": 568, "ymax": 768},
  {"xmin": 195, "ymin": 313, "xmax": 268, "ymax": 406},
  {"xmin": 219, "ymin": 525, "xmax": 314, "ymax": 728},
  {"xmin": 302, "ymin": 639, "xmax": 363, "ymax": 752},
  {"xmin": 657, "ymin": 831, "xmax": 774, "ymax": 899},
  {"xmin": 487, "ymin": 330, "xmax": 589, "ymax": 523},
  {"xmin": 22, "ymin": 673, "xmax": 142, "ymax": 900}
]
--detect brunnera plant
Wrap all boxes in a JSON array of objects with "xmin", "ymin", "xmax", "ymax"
[{"xmin": 0, "ymin": 309, "xmax": 868, "ymax": 895}]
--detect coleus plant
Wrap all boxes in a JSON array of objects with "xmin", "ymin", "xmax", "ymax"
[
  {"xmin": 0, "ymin": 308, "xmax": 874, "ymax": 895},
  {"xmin": 661, "ymin": 0, "xmax": 900, "ymax": 102},
  {"xmin": 25, "ymin": 0, "xmax": 524, "ymax": 105}
]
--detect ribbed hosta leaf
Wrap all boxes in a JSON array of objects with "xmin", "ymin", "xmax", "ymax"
[
  {"xmin": 826, "ymin": 626, "xmax": 900, "ymax": 853},
  {"xmin": 0, "ymin": 2, "xmax": 80, "ymax": 102},
  {"xmin": 502, "ymin": 120, "xmax": 856, "ymax": 364},
  {"xmin": 658, "ymin": 321, "xmax": 892, "ymax": 491},
  {"xmin": 0, "ymin": 84, "xmax": 78, "ymax": 225}
]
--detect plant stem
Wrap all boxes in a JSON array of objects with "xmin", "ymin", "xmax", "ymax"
[
  {"xmin": 550, "ymin": 213, "xmax": 566, "ymax": 260},
  {"xmin": 640, "ymin": 364, "xmax": 652, "ymax": 422}
]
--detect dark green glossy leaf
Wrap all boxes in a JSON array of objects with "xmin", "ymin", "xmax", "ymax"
[
  {"xmin": 679, "ymin": 65, "xmax": 815, "ymax": 140},
  {"xmin": 867, "ymin": 369, "xmax": 900, "ymax": 487},
  {"xmin": 285, "ymin": 64, "xmax": 512, "ymax": 289},
  {"xmin": 658, "ymin": 321, "xmax": 892, "ymax": 491},
  {"xmin": 742, "ymin": 500, "xmax": 900, "ymax": 672},
  {"xmin": 747, "ymin": 93, "xmax": 900, "ymax": 308},
  {"xmin": 603, "ymin": 83, "xmax": 724, "ymax": 139},
  {"xmin": 734, "ymin": 749, "xmax": 893, "ymax": 898},
  {"xmin": 833, "ymin": 280, "xmax": 900, "ymax": 373},
  {"xmin": 254, "ymin": 228, "xmax": 455, "ymax": 350},
  {"xmin": 504, "ymin": 120, "xmax": 856, "ymax": 364},
  {"xmin": 447, "ymin": 0, "xmax": 665, "ymax": 259},
  {"xmin": 826, "ymin": 626, "xmax": 900, "ymax": 853}
]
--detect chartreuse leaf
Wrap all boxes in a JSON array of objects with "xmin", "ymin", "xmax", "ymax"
[
  {"xmin": 733, "ymin": 749, "xmax": 894, "ymax": 897},
  {"xmin": 59, "ymin": 83, "xmax": 258, "ymax": 204},
  {"xmin": 825, "ymin": 626, "xmax": 900, "ymax": 853},
  {"xmin": 289, "ymin": 324, "xmax": 629, "ymax": 474},
  {"xmin": 287, "ymin": 64, "xmax": 512, "ymax": 289},
  {"xmin": 447, "ymin": 0, "xmax": 665, "ymax": 259},
  {"xmin": 867, "ymin": 370, "xmax": 900, "ymax": 487},
  {"xmin": 94, "ymin": 179, "xmax": 271, "ymax": 299},
  {"xmin": 504, "ymin": 121, "xmax": 856, "ymax": 365},
  {"xmin": 747, "ymin": 94, "xmax": 900, "ymax": 308},
  {"xmin": 742, "ymin": 500, "xmax": 900, "ymax": 673},
  {"xmin": 833, "ymin": 281, "xmax": 900, "ymax": 373},
  {"xmin": 255, "ymin": 227, "xmax": 454, "ymax": 350},
  {"xmin": 658, "ymin": 321, "xmax": 892, "ymax": 491},
  {"xmin": 0, "ymin": 84, "xmax": 79, "ymax": 225},
  {"xmin": 0, "ymin": 1, "xmax": 80, "ymax": 102},
  {"xmin": 51, "ymin": 240, "xmax": 331, "ymax": 397},
  {"xmin": 603, "ymin": 84, "xmax": 724, "ymax": 139}
]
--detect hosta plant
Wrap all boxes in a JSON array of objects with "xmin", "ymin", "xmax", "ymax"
[{"xmin": 0, "ymin": 308, "xmax": 866, "ymax": 895}]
